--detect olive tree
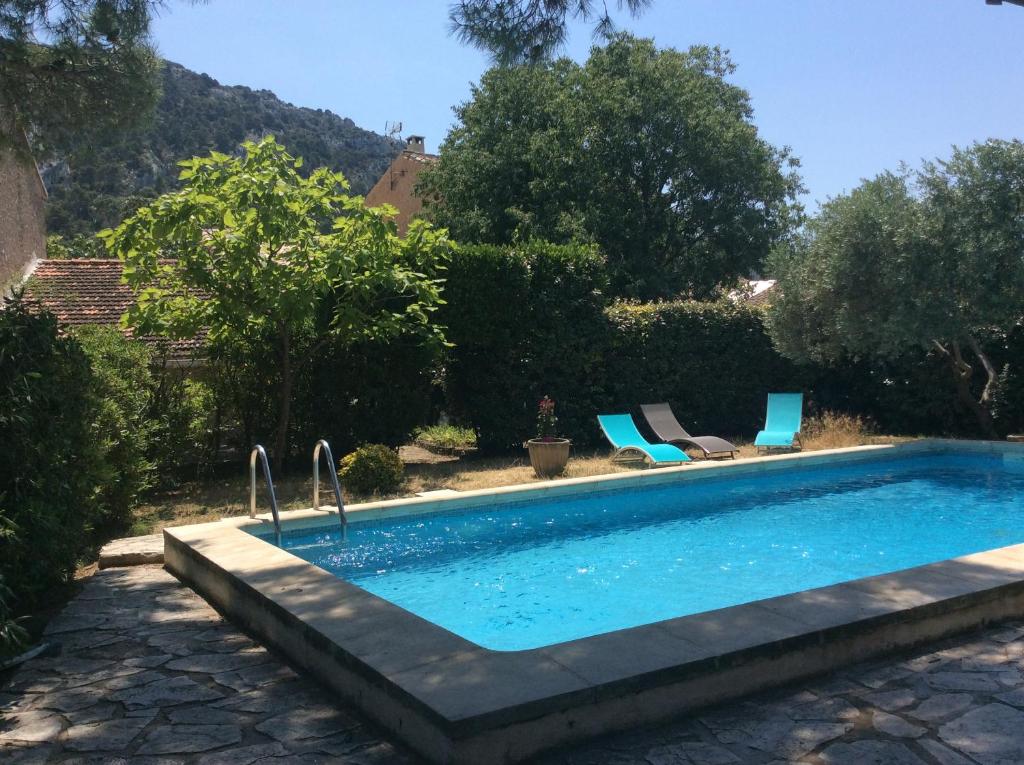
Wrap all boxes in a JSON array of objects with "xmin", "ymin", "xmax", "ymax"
[
  {"xmin": 767, "ymin": 140, "xmax": 1024, "ymax": 437},
  {"xmin": 101, "ymin": 137, "xmax": 450, "ymax": 468}
]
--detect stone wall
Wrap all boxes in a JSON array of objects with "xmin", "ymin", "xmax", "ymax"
[{"xmin": 0, "ymin": 122, "xmax": 47, "ymax": 289}]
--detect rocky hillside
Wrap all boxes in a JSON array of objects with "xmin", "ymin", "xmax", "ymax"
[{"xmin": 42, "ymin": 61, "xmax": 402, "ymax": 236}]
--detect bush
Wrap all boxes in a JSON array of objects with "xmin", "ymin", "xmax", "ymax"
[
  {"xmin": 414, "ymin": 424, "xmax": 477, "ymax": 450},
  {"xmin": 0, "ymin": 295, "xmax": 101, "ymax": 609},
  {"xmin": 0, "ymin": 573, "xmax": 28, "ymax": 660},
  {"xmin": 338, "ymin": 444, "xmax": 405, "ymax": 496},
  {"xmin": 75, "ymin": 326, "xmax": 158, "ymax": 526},
  {"xmin": 441, "ymin": 241, "xmax": 609, "ymax": 452},
  {"xmin": 149, "ymin": 373, "xmax": 218, "ymax": 480}
]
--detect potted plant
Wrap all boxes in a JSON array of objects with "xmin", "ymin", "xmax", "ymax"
[{"xmin": 525, "ymin": 395, "xmax": 571, "ymax": 478}]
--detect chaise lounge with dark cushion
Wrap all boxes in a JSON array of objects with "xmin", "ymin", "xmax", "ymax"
[{"xmin": 640, "ymin": 402, "xmax": 739, "ymax": 459}]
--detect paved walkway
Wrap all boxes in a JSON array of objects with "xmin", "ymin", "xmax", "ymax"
[{"xmin": 3, "ymin": 566, "xmax": 1024, "ymax": 764}]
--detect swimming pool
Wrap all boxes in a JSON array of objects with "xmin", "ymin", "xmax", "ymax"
[
  {"xmin": 254, "ymin": 452, "xmax": 1024, "ymax": 651},
  {"xmin": 168, "ymin": 441, "xmax": 1024, "ymax": 764}
]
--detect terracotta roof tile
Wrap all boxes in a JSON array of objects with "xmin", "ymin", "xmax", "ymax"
[{"xmin": 23, "ymin": 259, "xmax": 204, "ymax": 362}]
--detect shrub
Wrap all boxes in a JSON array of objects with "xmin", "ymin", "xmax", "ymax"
[
  {"xmin": 802, "ymin": 411, "xmax": 873, "ymax": 449},
  {"xmin": 441, "ymin": 240, "xmax": 609, "ymax": 452},
  {"xmin": 149, "ymin": 373, "xmax": 218, "ymax": 480},
  {"xmin": 338, "ymin": 444, "xmax": 405, "ymax": 496},
  {"xmin": 0, "ymin": 573, "xmax": 28, "ymax": 660},
  {"xmin": 74, "ymin": 326, "xmax": 158, "ymax": 527},
  {"xmin": 414, "ymin": 424, "xmax": 477, "ymax": 450},
  {"xmin": 0, "ymin": 294, "xmax": 100, "ymax": 609}
]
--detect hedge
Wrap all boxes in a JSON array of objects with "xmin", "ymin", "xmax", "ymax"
[
  {"xmin": 440, "ymin": 241, "xmax": 609, "ymax": 452},
  {"xmin": 439, "ymin": 245, "xmax": 1024, "ymax": 450},
  {"xmin": 0, "ymin": 296, "xmax": 100, "ymax": 609},
  {"xmin": 604, "ymin": 300, "xmax": 806, "ymax": 438}
]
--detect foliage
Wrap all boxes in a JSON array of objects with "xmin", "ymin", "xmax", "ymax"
[
  {"xmin": 74, "ymin": 326, "xmax": 157, "ymax": 525},
  {"xmin": 767, "ymin": 140, "xmax": 1024, "ymax": 437},
  {"xmin": 536, "ymin": 395, "xmax": 558, "ymax": 439},
  {"xmin": 101, "ymin": 137, "xmax": 450, "ymax": 468},
  {"xmin": 801, "ymin": 411, "xmax": 873, "ymax": 450},
  {"xmin": 46, "ymin": 233, "xmax": 110, "ymax": 259},
  {"xmin": 605, "ymin": 300, "xmax": 806, "ymax": 437},
  {"xmin": 337, "ymin": 444, "xmax": 404, "ymax": 496},
  {"xmin": 44, "ymin": 61, "xmax": 403, "ymax": 237},
  {"xmin": 450, "ymin": 0, "xmax": 651, "ymax": 65},
  {"xmin": 0, "ymin": 573, "xmax": 28, "ymax": 660},
  {"xmin": 441, "ymin": 240, "xmax": 609, "ymax": 452},
  {"xmin": 293, "ymin": 333, "xmax": 439, "ymax": 457},
  {"xmin": 0, "ymin": 0, "xmax": 161, "ymax": 156},
  {"xmin": 420, "ymin": 34, "xmax": 801, "ymax": 298},
  {"xmin": 414, "ymin": 424, "xmax": 477, "ymax": 450},
  {"xmin": 148, "ymin": 373, "xmax": 218, "ymax": 481},
  {"xmin": 0, "ymin": 294, "xmax": 100, "ymax": 609}
]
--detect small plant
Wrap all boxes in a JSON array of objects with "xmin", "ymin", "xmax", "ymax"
[
  {"xmin": 0, "ymin": 574, "xmax": 28, "ymax": 662},
  {"xmin": 414, "ymin": 424, "xmax": 477, "ymax": 450},
  {"xmin": 536, "ymin": 395, "xmax": 559, "ymax": 441},
  {"xmin": 338, "ymin": 444, "xmax": 405, "ymax": 496},
  {"xmin": 802, "ymin": 411, "xmax": 874, "ymax": 449}
]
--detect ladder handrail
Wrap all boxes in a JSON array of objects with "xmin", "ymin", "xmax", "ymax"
[
  {"xmin": 313, "ymin": 439, "xmax": 347, "ymax": 534},
  {"xmin": 249, "ymin": 445, "xmax": 281, "ymax": 544}
]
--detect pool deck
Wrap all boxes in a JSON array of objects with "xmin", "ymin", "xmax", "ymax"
[
  {"xmin": 7, "ymin": 564, "xmax": 1024, "ymax": 763},
  {"xmin": 156, "ymin": 439, "xmax": 1024, "ymax": 763}
]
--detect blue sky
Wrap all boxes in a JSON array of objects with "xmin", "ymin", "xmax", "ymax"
[{"xmin": 151, "ymin": 1, "xmax": 1024, "ymax": 210}]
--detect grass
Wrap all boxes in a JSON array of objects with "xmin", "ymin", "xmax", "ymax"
[{"xmin": 131, "ymin": 412, "xmax": 900, "ymax": 537}]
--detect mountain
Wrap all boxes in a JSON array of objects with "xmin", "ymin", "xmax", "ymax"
[{"xmin": 42, "ymin": 61, "xmax": 403, "ymax": 236}]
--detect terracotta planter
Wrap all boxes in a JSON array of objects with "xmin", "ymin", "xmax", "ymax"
[{"xmin": 526, "ymin": 438, "xmax": 571, "ymax": 478}]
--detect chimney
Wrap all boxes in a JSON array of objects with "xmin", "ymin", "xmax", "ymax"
[{"xmin": 405, "ymin": 135, "xmax": 425, "ymax": 154}]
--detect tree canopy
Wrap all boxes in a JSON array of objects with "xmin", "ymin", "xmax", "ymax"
[
  {"xmin": 419, "ymin": 35, "xmax": 801, "ymax": 299},
  {"xmin": 100, "ymin": 137, "xmax": 450, "ymax": 467},
  {"xmin": 449, "ymin": 0, "xmax": 651, "ymax": 65},
  {"xmin": 767, "ymin": 140, "xmax": 1024, "ymax": 437},
  {"xmin": 0, "ymin": 0, "xmax": 165, "ymax": 154}
]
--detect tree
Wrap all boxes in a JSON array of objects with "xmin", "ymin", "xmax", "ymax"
[
  {"xmin": 0, "ymin": 0, "xmax": 164, "ymax": 155},
  {"xmin": 419, "ymin": 35, "xmax": 801, "ymax": 299},
  {"xmin": 766, "ymin": 140, "xmax": 1024, "ymax": 438},
  {"xmin": 450, "ymin": 0, "xmax": 652, "ymax": 65},
  {"xmin": 100, "ymin": 137, "xmax": 450, "ymax": 468}
]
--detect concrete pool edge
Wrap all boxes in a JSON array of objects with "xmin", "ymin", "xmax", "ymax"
[{"xmin": 163, "ymin": 439, "xmax": 1024, "ymax": 763}]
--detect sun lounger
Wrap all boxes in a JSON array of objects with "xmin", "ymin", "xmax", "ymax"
[
  {"xmin": 640, "ymin": 403, "xmax": 738, "ymax": 458},
  {"xmin": 597, "ymin": 414, "xmax": 690, "ymax": 465},
  {"xmin": 754, "ymin": 393, "xmax": 803, "ymax": 452}
]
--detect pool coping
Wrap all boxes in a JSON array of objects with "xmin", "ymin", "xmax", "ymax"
[{"xmin": 164, "ymin": 438, "xmax": 1024, "ymax": 763}]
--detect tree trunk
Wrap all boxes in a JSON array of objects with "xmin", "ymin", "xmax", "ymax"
[
  {"xmin": 273, "ymin": 330, "xmax": 293, "ymax": 473},
  {"xmin": 933, "ymin": 339, "xmax": 999, "ymax": 439}
]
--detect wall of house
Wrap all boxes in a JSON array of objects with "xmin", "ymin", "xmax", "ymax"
[
  {"xmin": 0, "ymin": 121, "xmax": 47, "ymax": 289},
  {"xmin": 364, "ymin": 151, "xmax": 432, "ymax": 236}
]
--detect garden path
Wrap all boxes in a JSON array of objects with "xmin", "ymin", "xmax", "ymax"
[{"xmin": 3, "ymin": 565, "xmax": 1024, "ymax": 764}]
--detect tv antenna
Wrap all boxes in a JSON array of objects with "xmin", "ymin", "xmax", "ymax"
[{"xmin": 385, "ymin": 121, "xmax": 403, "ymax": 140}]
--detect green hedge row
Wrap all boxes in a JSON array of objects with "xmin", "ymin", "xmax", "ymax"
[
  {"xmin": 439, "ymin": 241, "xmax": 608, "ymax": 452},
  {"xmin": 440, "ymin": 243, "xmax": 1024, "ymax": 451}
]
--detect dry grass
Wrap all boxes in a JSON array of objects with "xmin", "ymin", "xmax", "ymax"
[{"xmin": 131, "ymin": 416, "xmax": 906, "ymax": 536}]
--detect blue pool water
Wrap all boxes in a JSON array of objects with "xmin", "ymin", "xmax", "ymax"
[{"xmin": 255, "ymin": 453, "xmax": 1024, "ymax": 651}]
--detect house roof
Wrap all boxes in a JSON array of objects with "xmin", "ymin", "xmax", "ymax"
[
  {"xmin": 23, "ymin": 259, "xmax": 204, "ymax": 363},
  {"xmin": 744, "ymin": 279, "xmax": 778, "ymax": 306}
]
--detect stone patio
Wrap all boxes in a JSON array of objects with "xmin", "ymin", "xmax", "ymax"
[{"xmin": 3, "ymin": 565, "xmax": 1024, "ymax": 763}]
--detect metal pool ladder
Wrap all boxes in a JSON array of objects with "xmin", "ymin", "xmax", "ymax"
[
  {"xmin": 313, "ymin": 439, "xmax": 348, "ymax": 538},
  {"xmin": 249, "ymin": 445, "xmax": 282, "ymax": 545}
]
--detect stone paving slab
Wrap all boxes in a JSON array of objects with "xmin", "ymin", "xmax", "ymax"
[
  {"xmin": 4, "ymin": 565, "xmax": 1024, "ymax": 763},
  {"xmin": 97, "ymin": 534, "xmax": 164, "ymax": 568}
]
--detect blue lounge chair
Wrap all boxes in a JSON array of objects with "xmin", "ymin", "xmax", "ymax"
[
  {"xmin": 597, "ymin": 414, "xmax": 690, "ymax": 465},
  {"xmin": 754, "ymin": 393, "xmax": 803, "ymax": 452}
]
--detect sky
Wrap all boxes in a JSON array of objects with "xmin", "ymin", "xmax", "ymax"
[{"xmin": 151, "ymin": 1, "xmax": 1024, "ymax": 211}]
